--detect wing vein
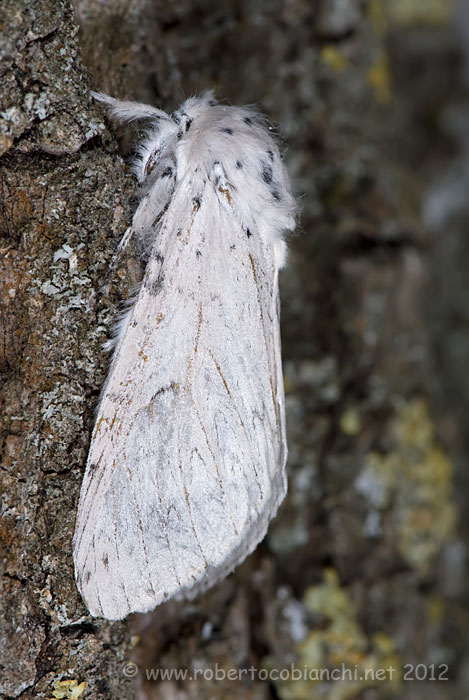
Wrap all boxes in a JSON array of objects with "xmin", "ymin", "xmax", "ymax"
[
  {"xmin": 207, "ymin": 347, "xmax": 264, "ymax": 507},
  {"xmin": 192, "ymin": 400, "xmax": 239, "ymax": 536},
  {"xmin": 111, "ymin": 475, "xmax": 132, "ymax": 613},
  {"xmin": 123, "ymin": 453, "xmax": 158, "ymax": 597}
]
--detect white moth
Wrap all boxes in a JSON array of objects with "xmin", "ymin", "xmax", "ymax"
[{"xmin": 73, "ymin": 91, "xmax": 295, "ymax": 620}]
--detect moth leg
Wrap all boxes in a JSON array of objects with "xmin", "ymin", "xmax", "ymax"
[{"xmin": 100, "ymin": 226, "xmax": 135, "ymax": 296}]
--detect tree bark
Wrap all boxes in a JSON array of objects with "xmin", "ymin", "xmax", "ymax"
[
  {"xmin": 0, "ymin": 1, "xmax": 134, "ymax": 697},
  {"xmin": 1, "ymin": 0, "xmax": 467, "ymax": 699}
]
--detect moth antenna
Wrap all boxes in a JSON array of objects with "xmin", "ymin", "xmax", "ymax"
[{"xmin": 91, "ymin": 91, "xmax": 170, "ymax": 123}]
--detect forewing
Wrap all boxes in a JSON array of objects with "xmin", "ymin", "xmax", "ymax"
[{"xmin": 73, "ymin": 181, "xmax": 287, "ymax": 619}]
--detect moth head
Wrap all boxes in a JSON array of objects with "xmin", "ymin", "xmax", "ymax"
[
  {"xmin": 135, "ymin": 120, "xmax": 179, "ymax": 185},
  {"xmin": 91, "ymin": 91, "xmax": 178, "ymax": 185}
]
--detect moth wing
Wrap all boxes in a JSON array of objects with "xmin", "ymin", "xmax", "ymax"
[{"xmin": 73, "ymin": 182, "xmax": 287, "ymax": 619}]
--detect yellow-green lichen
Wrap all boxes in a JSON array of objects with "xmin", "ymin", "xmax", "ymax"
[
  {"xmin": 386, "ymin": 0, "xmax": 454, "ymax": 27},
  {"xmin": 367, "ymin": 0, "xmax": 388, "ymax": 35},
  {"xmin": 368, "ymin": 0, "xmax": 453, "ymax": 30},
  {"xmin": 339, "ymin": 408, "xmax": 362, "ymax": 436},
  {"xmin": 426, "ymin": 596, "xmax": 445, "ymax": 626},
  {"xmin": 367, "ymin": 50, "xmax": 391, "ymax": 104},
  {"xmin": 50, "ymin": 679, "xmax": 86, "ymax": 700},
  {"xmin": 269, "ymin": 569, "xmax": 401, "ymax": 700},
  {"xmin": 320, "ymin": 46, "xmax": 347, "ymax": 72},
  {"xmin": 357, "ymin": 399, "xmax": 455, "ymax": 576}
]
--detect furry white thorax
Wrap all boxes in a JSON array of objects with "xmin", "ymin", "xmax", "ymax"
[{"xmin": 93, "ymin": 90, "xmax": 295, "ymax": 268}]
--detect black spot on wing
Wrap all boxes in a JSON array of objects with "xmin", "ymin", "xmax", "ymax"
[
  {"xmin": 209, "ymin": 161, "xmax": 225, "ymax": 186},
  {"xmin": 262, "ymin": 163, "xmax": 273, "ymax": 184},
  {"xmin": 267, "ymin": 149, "xmax": 274, "ymax": 162},
  {"xmin": 196, "ymin": 250, "xmax": 202, "ymax": 258},
  {"xmin": 150, "ymin": 382, "xmax": 179, "ymax": 402},
  {"xmin": 271, "ymin": 189, "xmax": 281, "ymax": 201},
  {"xmin": 102, "ymin": 553, "xmax": 109, "ymax": 568},
  {"xmin": 244, "ymin": 116, "xmax": 252, "ymax": 125},
  {"xmin": 153, "ymin": 251, "xmax": 164, "ymax": 263},
  {"xmin": 146, "ymin": 272, "xmax": 165, "ymax": 296},
  {"xmin": 236, "ymin": 160, "xmax": 243, "ymax": 169},
  {"xmin": 192, "ymin": 196, "xmax": 201, "ymax": 211},
  {"xmin": 161, "ymin": 167, "xmax": 173, "ymax": 178},
  {"xmin": 246, "ymin": 228, "xmax": 252, "ymax": 238},
  {"xmin": 172, "ymin": 109, "xmax": 188, "ymax": 126},
  {"xmin": 221, "ymin": 127, "xmax": 233, "ymax": 135}
]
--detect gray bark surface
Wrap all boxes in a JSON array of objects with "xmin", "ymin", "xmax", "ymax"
[
  {"xmin": 1, "ymin": 1, "xmax": 467, "ymax": 699},
  {"xmin": 0, "ymin": 1, "xmax": 134, "ymax": 697}
]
